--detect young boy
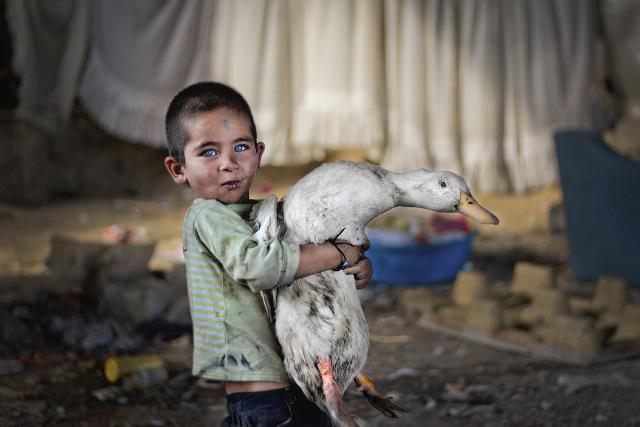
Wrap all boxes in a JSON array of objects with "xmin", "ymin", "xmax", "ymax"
[{"xmin": 163, "ymin": 81, "xmax": 372, "ymax": 426}]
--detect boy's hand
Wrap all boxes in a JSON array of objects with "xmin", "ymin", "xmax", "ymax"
[
  {"xmin": 335, "ymin": 243, "xmax": 364, "ymax": 268},
  {"xmin": 344, "ymin": 255, "xmax": 372, "ymax": 289}
]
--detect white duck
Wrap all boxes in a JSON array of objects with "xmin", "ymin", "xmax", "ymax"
[{"xmin": 251, "ymin": 161, "xmax": 498, "ymax": 427}]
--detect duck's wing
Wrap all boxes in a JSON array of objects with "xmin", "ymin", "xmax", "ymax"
[
  {"xmin": 260, "ymin": 289, "xmax": 277, "ymax": 325},
  {"xmin": 250, "ymin": 194, "xmax": 280, "ymax": 244},
  {"xmin": 250, "ymin": 194, "xmax": 280, "ymax": 324}
]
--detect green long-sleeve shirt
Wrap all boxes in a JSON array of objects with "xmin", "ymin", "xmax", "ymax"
[{"xmin": 182, "ymin": 198, "xmax": 300, "ymax": 381}]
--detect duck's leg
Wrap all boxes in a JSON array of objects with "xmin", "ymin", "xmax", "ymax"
[
  {"xmin": 354, "ymin": 373, "xmax": 406, "ymax": 418},
  {"xmin": 316, "ymin": 359, "xmax": 359, "ymax": 427}
]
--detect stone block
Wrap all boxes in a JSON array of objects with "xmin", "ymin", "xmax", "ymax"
[
  {"xmin": 534, "ymin": 315, "xmax": 602, "ymax": 353},
  {"xmin": 611, "ymin": 304, "xmax": 640, "ymax": 342},
  {"xmin": 164, "ymin": 295, "xmax": 192, "ymax": 325},
  {"xmin": 166, "ymin": 263, "xmax": 188, "ymax": 290},
  {"xmin": 465, "ymin": 298, "xmax": 502, "ymax": 334},
  {"xmin": 435, "ymin": 305, "xmax": 466, "ymax": 329},
  {"xmin": 502, "ymin": 306, "xmax": 526, "ymax": 328},
  {"xmin": 593, "ymin": 276, "xmax": 630, "ymax": 314},
  {"xmin": 46, "ymin": 234, "xmax": 157, "ymax": 284},
  {"xmin": 101, "ymin": 241, "xmax": 157, "ymax": 281},
  {"xmin": 397, "ymin": 288, "xmax": 436, "ymax": 321},
  {"xmin": 452, "ymin": 271, "xmax": 489, "ymax": 306},
  {"xmin": 46, "ymin": 235, "xmax": 109, "ymax": 283},
  {"xmin": 510, "ymin": 262, "xmax": 553, "ymax": 297},
  {"xmin": 496, "ymin": 328, "xmax": 538, "ymax": 346},
  {"xmin": 568, "ymin": 296, "xmax": 595, "ymax": 315},
  {"xmin": 100, "ymin": 276, "xmax": 176, "ymax": 325},
  {"xmin": 519, "ymin": 288, "xmax": 569, "ymax": 325}
]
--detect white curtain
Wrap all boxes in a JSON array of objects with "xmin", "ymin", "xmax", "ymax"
[
  {"xmin": 289, "ymin": 0, "xmax": 385, "ymax": 161},
  {"xmin": 210, "ymin": 0, "xmax": 385, "ymax": 165},
  {"xmin": 382, "ymin": 0, "xmax": 596, "ymax": 193},
  {"xmin": 209, "ymin": 0, "xmax": 306, "ymax": 165},
  {"xmin": 601, "ymin": 0, "xmax": 640, "ymax": 159},
  {"xmin": 78, "ymin": 0, "xmax": 213, "ymax": 147},
  {"xmin": 7, "ymin": 0, "xmax": 90, "ymax": 134},
  {"xmin": 8, "ymin": 0, "xmax": 600, "ymax": 192}
]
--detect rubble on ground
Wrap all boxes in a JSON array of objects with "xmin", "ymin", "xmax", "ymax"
[{"xmin": 399, "ymin": 262, "xmax": 640, "ymax": 364}]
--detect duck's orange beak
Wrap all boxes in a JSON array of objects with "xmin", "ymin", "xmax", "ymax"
[{"xmin": 456, "ymin": 191, "xmax": 499, "ymax": 225}]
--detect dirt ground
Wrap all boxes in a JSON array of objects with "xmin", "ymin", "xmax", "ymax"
[{"xmin": 1, "ymin": 186, "xmax": 639, "ymax": 427}]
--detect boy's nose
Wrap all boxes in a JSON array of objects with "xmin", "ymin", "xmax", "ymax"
[{"xmin": 219, "ymin": 152, "xmax": 239, "ymax": 171}]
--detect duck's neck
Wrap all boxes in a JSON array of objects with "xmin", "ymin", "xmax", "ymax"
[{"xmin": 386, "ymin": 169, "xmax": 438, "ymax": 210}]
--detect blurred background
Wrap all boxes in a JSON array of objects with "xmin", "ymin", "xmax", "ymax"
[{"xmin": 1, "ymin": 1, "xmax": 640, "ymax": 426}]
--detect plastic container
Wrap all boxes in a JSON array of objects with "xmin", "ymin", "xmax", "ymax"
[
  {"xmin": 104, "ymin": 354, "xmax": 165, "ymax": 383},
  {"xmin": 122, "ymin": 367, "xmax": 169, "ymax": 390},
  {"xmin": 367, "ymin": 232, "xmax": 474, "ymax": 285}
]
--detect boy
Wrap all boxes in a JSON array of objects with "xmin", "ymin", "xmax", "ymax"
[{"xmin": 163, "ymin": 81, "xmax": 372, "ymax": 426}]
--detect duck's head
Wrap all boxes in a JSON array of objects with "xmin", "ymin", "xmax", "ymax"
[{"xmin": 399, "ymin": 169, "xmax": 499, "ymax": 225}]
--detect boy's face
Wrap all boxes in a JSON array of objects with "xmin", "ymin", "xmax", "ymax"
[{"xmin": 165, "ymin": 108, "xmax": 264, "ymax": 203}]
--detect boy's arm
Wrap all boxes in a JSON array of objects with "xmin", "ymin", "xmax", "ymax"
[
  {"xmin": 194, "ymin": 202, "xmax": 363, "ymax": 292},
  {"xmin": 295, "ymin": 242, "xmax": 364, "ymax": 279}
]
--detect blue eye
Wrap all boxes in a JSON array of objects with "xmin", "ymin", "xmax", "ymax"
[
  {"xmin": 234, "ymin": 144, "xmax": 249, "ymax": 152},
  {"xmin": 202, "ymin": 148, "xmax": 217, "ymax": 157}
]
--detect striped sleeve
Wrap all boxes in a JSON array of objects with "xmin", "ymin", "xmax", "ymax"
[{"xmin": 193, "ymin": 201, "xmax": 300, "ymax": 292}]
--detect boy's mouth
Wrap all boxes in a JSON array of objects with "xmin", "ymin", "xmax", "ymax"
[{"xmin": 222, "ymin": 180, "xmax": 241, "ymax": 190}]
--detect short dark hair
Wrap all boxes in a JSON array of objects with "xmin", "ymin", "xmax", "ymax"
[{"xmin": 165, "ymin": 82, "xmax": 257, "ymax": 164}]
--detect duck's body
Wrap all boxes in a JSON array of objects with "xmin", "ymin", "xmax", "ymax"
[{"xmin": 252, "ymin": 161, "xmax": 498, "ymax": 426}]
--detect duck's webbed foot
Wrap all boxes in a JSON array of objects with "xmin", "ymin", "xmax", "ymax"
[
  {"xmin": 354, "ymin": 372, "xmax": 407, "ymax": 418},
  {"xmin": 316, "ymin": 359, "xmax": 359, "ymax": 427}
]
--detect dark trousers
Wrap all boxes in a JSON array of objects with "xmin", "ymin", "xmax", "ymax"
[{"xmin": 221, "ymin": 386, "xmax": 333, "ymax": 427}]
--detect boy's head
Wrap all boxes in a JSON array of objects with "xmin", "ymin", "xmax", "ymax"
[{"xmin": 164, "ymin": 82, "xmax": 265, "ymax": 204}]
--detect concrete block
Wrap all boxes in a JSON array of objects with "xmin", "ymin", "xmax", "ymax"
[
  {"xmin": 452, "ymin": 271, "xmax": 489, "ymax": 306},
  {"xmin": 568, "ymin": 296, "xmax": 595, "ymax": 315},
  {"xmin": 164, "ymin": 295, "xmax": 192, "ymax": 325},
  {"xmin": 510, "ymin": 262, "xmax": 554, "ymax": 297},
  {"xmin": 611, "ymin": 304, "xmax": 640, "ymax": 342},
  {"xmin": 593, "ymin": 276, "xmax": 630, "ymax": 314},
  {"xmin": 100, "ymin": 276, "xmax": 176, "ymax": 325},
  {"xmin": 502, "ymin": 306, "xmax": 526, "ymax": 328},
  {"xmin": 397, "ymin": 288, "xmax": 436, "ymax": 321},
  {"xmin": 101, "ymin": 241, "xmax": 157, "ymax": 281},
  {"xmin": 166, "ymin": 263, "xmax": 187, "ymax": 289},
  {"xmin": 46, "ymin": 235, "xmax": 109, "ymax": 283},
  {"xmin": 46, "ymin": 234, "xmax": 156, "ymax": 285},
  {"xmin": 497, "ymin": 328, "xmax": 539, "ymax": 346},
  {"xmin": 535, "ymin": 315, "xmax": 602, "ymax": 353},
  {"xmin": 435, "ymin": 305, "xmax": 466, "ymax": 329},
  {"xmin": 519, "ymin": 288, "xmax": 570, "ymax": 325},
  {"xmin": 465, "ymin": 298, "xmax": 502, "ymax": 334}
]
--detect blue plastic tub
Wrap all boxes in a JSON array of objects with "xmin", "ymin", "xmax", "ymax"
[{"xmin": 366, "ymin": 232, "xmax": 475, "ymax": 285}]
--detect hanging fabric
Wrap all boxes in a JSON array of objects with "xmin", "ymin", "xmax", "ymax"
[
  {"xmin": 209, "ymin": 0, "xmax": 310, "ymax": 165},
  {"xmin": 289, "ymin": 0, "xmax": 386, "ymax": 161},
  {"xmin": 6, "ymin": 0, "xmax": 90, "ymax": 134},
  {"xmin": 78, "ymin": 0, "xmax": 213, "ymax": 147},
  {"xmin": 382, "ymin": 0, "xmax": 596, "ymax": 193},
  {"xmin": 501, "ymin": 0, "xmax": 596, "ymax": 192},
  {"xmin": 601, "ymin": 0, "xmax": 640, "ymax": 160}
]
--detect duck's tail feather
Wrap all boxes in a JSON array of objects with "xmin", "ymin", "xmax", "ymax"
[
  {"xmin": 317, "ymin": 359, "xmax": 359, "ymax": 427},
  {"xmin": 354, "ymin": 373, "xmax": 407, "ymax": 418}
]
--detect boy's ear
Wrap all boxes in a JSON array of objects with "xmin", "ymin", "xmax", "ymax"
[
  {"xmin": 256, "ymin": 142, "xmax": 265, "ymax": 167},
  {"xmin": 164, "ymin": 156, "xmax": 188, "ymax": 185}
]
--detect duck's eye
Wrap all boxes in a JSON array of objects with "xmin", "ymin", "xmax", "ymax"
[{"xmin": 440, "ymin": 181, "xmax": 447, "ymax": 188}]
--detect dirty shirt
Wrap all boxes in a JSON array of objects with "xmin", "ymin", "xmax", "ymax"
[{"xmin": 182, "ymin": 198, "xmax": 300, "ymax": 382}]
